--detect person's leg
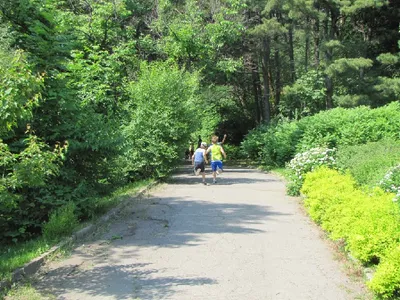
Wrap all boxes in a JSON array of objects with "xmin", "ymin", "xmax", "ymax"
[
  {"xmin": 199, "ymin": 162, "xmax": 205, "ymax": 180},
  {"xmin": 216, "ymin": 161, "xmax": 223, "ymax": 174},
  {"xmin": 194, "ymin": 162, "xmax": 201, "ymax": 175},
  {"xmin": 202, "ymin": 172, "xmax": 206, "ymax": 184},
  {"xmin": 211, "ymin": 161, "xmax": 217, "ymax": 183}
]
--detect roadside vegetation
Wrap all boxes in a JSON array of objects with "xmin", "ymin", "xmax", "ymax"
[
  {"xmin": 241, "ymin": 104, "xmax": 400, "ymax": 298},
  {"xmin": 0, "ymin": 179, "xmax": 151, "ymax": 282}
]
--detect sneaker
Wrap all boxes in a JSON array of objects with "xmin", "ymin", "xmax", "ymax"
[
  {"xmin": 195, "ymin": 168, "xmax": 201, "ymax": 176},
  {"xmin": 213, "ymin": 179, "xmax": 217, "ymax": 184},
  {"xmin": 203, "ymin": 181, "xmax": 207, "ymax": 185}
]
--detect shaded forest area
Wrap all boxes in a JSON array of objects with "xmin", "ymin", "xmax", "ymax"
[{"xmin": 0, "ymin": 0, "xmax": 399, "ymax": 244}]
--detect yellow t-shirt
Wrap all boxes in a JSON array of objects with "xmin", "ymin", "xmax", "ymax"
[{"xmin": 210, "ymin": 144, "xmax": 222, "ymax": 161}]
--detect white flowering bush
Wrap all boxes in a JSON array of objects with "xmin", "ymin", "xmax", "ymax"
[
  {"xmin": 379, "ymin": 164, "xmax": 400, "ymax": 202},
  {"xmin": 286, "ymin": 147, "xmax": 336, "ymax": 195}
]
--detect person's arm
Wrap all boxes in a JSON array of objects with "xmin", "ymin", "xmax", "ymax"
[
  {"xmin": 220, "ymin": 146, "xmax": 227, "ymax": 159},
  {"xmin": 221, "ymin": 134, "xmax": 227, "ymax": 145},
  {"xmin": 203, "ymin": 150, "xmax": 209, "ymax": 164},
  {"xmin": 192, "ymin": 150, "xmax": 195, "ymax": 165}
]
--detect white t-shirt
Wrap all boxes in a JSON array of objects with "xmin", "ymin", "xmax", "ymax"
[{"xmin": 193, "ymin": 148, "xmax": 206, "ymax": 163}]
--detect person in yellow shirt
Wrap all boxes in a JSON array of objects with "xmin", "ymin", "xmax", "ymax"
[{"xmin": 206, "ymin": 135, "xmax": 227, "ymax": 184}]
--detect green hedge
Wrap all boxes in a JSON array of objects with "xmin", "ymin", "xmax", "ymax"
[
  {"xmin": 302, "ymin": 167, "xmax": 400, "ymax": 298},
  {"xmin": 241, "ymin": 102, "xmax": 400, "ymax": 167},
  {"xmin": 296, "ymin": 103, "xmax": 400, "ymax": 151}
]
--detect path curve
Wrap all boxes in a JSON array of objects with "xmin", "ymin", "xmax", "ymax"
[{"xmin": 32, "ymin": 166, "xmax": 366, "ymax": 300}]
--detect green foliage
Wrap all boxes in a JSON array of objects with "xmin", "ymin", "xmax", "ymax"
[
  {"xmin": 123, "ymin": 62, "xmax": 199, "ymax": 178},
  {"xmin": 222, "ymin": 144, "xmax": 244, "ymax": 160},
  {"xmin": 242, "ymin": 103, "xmax": 400, "ymax": 169},
  {"xmin": 0, "ymin": 49, "xmax": 42, "ymax": 134},
  {"xmin": 0, "ymin": 136, "xmax": 61, "ymax": 243},
  {"xmin": 80, "ymin": 179, "xmax": 153, "ymax": 220},
  {"xmin": 241, "ymin": 120, "xmax": 301, "ymax": 167},
  {"xmin": 296, "ymin": 102, "xmax": 400, "ymax": 151},
  {"xmin": 43, "ymin": 202, "xmax": 78, "ymax": 242},
  {"xmin": 369, "ymin": 245, "xmax": 400, "ymax": 299},
  {"xmin": 302, "ymin": 167, "xmax": 400, "ymax": 265},
  {"xmin": 286, "ymin": 148, "xmax": 336, "ymax": 196},
  {"xmin": 336, "ymin": 139, "xmax": 400, "ymax": 186},
  {"xmin": 280, "ymin": 70, "xmax": 326, "ymax": 119},
  {"xmin": 325, "ymin": 58, "xmax": 373, "ymax": 78}
]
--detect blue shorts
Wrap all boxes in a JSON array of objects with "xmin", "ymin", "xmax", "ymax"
[{"xmin": 211, "ymin": 161, "xmax": 223, "ymax": 172}]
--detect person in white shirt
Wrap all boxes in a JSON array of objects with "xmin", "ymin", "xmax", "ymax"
[{"xmin": 192, "ymin": 142, "xmax": 209, "ymax": 185}]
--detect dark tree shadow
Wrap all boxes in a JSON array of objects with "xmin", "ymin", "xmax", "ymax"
[{"xmin": 35, "ymin": 263, "xmax": 216, "ymax": 300}]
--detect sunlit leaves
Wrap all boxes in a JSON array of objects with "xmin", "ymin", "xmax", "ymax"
[{"xmin": 0, "ymin": 50, "xmax": 43, "ymax": 134}]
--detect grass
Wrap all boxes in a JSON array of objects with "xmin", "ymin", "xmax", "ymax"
[
  {"xmin": 90, "ymin": 179, "xmax": 154, "ymax": 218},
  {"xmin": 269, "ymin": 167, "xmax": 290, "ymax": 180},
  {"xmin": 0, "ymin": 179, "xmax": 154, "ymax": 283},
  {"xmin": 336, "ymin": 139, "xmax": 400, "ymax": 186},
  {"xmin": 3, "ymin": 282, "xmax": 56, "ymax": 300},
  {"xmin": 0, "ymin": 238, "xmax": 52, "ymax": 282}
]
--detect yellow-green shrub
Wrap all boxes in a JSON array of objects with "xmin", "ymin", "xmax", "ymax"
[
  {"xmin": 369, "ymin": 245, "xmax": 400, "ymax": 299},
  {"xmin": 301, "ymin": 167, "xmax": 400, "ymax": 264},
  {"xmin": 345, "ymin": 188, "xmax": 400, "ymax": 263},
  {"xmin": 301, "ymin": 168, "xmax": 356, "ymax": 224}
]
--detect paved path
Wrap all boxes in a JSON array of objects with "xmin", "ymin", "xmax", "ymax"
[{"xmin": 32, "ymin": 166, "xmax": 366, "ymax": 300}]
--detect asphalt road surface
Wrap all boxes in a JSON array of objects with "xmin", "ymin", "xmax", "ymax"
[{"xmin": 30, "ymin": 166, "xmax": 367, "ymax": 300}]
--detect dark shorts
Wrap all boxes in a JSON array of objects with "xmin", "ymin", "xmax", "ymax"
[
  {"xmin": 194, "ymin": 161, "xmax": 205, "ymax": 172},
  {"xmin": 211, "ymin": 160, "xmax": 223, "ymax": 172}
]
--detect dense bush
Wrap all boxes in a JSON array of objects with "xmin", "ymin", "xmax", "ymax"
[
  {"xmin": 241, "ymin": 103, "xmax": 400, "ymax": 168},
  {"xmin": 302, "ymin": 167, "xmax": 400, "ymax": 264},
  {"xmin": 369, "ymin": 245, "xmax": 400, "ymax": 299},
  {"xmin": 241, "ymin": 121, "xmax": 300, "ymax": 167},
  {"xmin": 279, "ymin": 70, "xmax": 326, "ymax": 119},
  {"xmin": 43, "ymin": 202, "xmax": 78, "ymax": 242},
  {"xmin": 286, "ymin": 148, "xmax": 336, "ymax": 196},
  {"xmin": 380, "ymin": 164, "xmax": 400, "ymax": 201},
  {"xmin": 296, "ymin": 102, "xmax": 400, "ymax": 152},
  {"xmin": 221, "ymin": 144, "xmax": 244, "ymax": 161},
  {"xmin": 336, "ymin": 139, "xmax": 400, "ymax": 186},
  {"xmin": 122, "ymin": 62, "xmax": 199, "ymax": 179}
]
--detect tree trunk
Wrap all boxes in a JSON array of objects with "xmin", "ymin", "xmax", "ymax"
[
  {"xmin": 324, "ymin": 8, "xmax": 338, "ymax": 109},
  {"xmin": 305, "ymin": 17, "xmax": 310, "ymax": 72},
  {"xmin": 274, "ymin": 42, "xmax": 281, "ymax": 109},
  {"xmin": 325, "ymin": 75, "xmax": 333, "ymax": 109},
  {"xmin": 261, "ymin": 38, "xmax": 271, "ymax": 124},
  {"xmin": 250, "ymin": 57, "xmax": 262, "ymax": 123},
  {"xmin": 313, "ymin": 15, "xmax": 320, "ymax": 67},
  {"xmin": 288, "ymin": 22, "xmax": 296, "ymax": 82}
]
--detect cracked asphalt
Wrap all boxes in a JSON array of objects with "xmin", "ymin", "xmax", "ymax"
[{"xmin": 32, "ymin": 166, "xmax": 367, "ymax": 300}]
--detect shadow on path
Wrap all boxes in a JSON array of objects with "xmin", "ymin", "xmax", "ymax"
[
  {"xmin": 33, "ymin": 165, "xmax": 290, "ymax": 300},
  {"xmin": 36, "ymin": 263, "xmax": 216, "ymax": 300},
  {"xmin": 169, "ymin": 165, "xmax": 281, "ymax": 186}
]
